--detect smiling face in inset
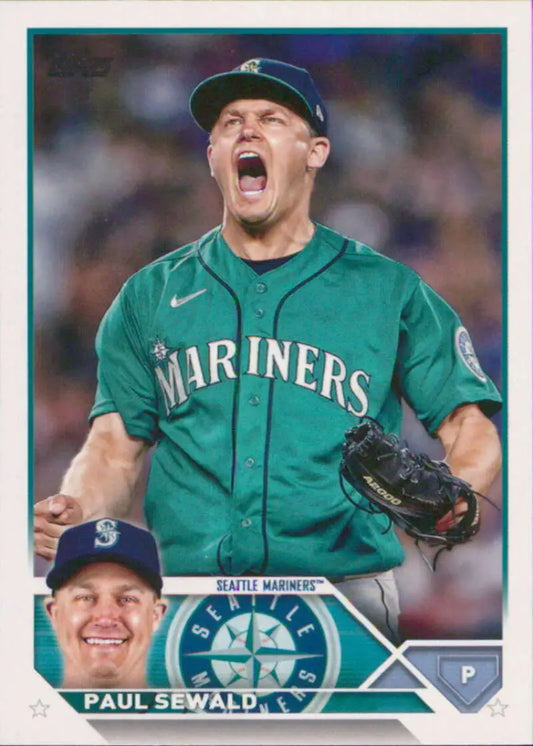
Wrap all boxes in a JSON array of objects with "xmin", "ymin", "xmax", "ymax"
[
  {"xmin": 207, "ymin": 99, "xmax": 330, "ymax": 235},
  {"xmin": 46, "ymin": 562, "xmax": 166, "ymax": 689}
]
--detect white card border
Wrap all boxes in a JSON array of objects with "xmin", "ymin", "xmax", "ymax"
[{"xmin": 1, "ymin": 1, "xmax": 531, "ymax": 744}]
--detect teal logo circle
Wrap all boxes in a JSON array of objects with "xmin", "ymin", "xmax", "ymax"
[{"xmin": 165, "ymin": 594, "xmax": 340, "ymax": 713}]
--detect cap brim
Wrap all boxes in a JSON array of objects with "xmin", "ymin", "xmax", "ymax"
[
  {"xmin": 46, "ymin": 553, "xmax": 163, "ymax": 596},
  {"xmin": 189, "ymin": 71, "xmax": 314, "ymax": 133}
]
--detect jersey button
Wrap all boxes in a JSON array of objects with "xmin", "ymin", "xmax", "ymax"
[
  {"xmin": 254, "ymin": 307, "xmax": 265, "ymax": 319},
  {"xmin": 244, "ymin": 457, "xmax": 255, "ymax": 468},
  {"xmin": 248, "ymin": 395, "xmax": 260, "ymax": 406},
  {"xmin": 255, "ymin": 282, "xmax": 267, "ymax": 294},
  {"xmin": 241, "ymin": 518, "xmax": 252, "ymax": 528}
]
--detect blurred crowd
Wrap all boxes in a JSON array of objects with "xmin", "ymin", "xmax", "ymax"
[{"xmin": 33, "ymin": 32, "xmax": 503, "ymax": 639}]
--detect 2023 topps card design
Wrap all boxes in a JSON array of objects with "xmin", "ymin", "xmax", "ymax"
[
  {"xmin": 0, "ymin": 1, "xmax": 529, "ymax": 745},
  {"xmin": 34, "ymin": 582, "xmax": 502, "ymax": 717}
]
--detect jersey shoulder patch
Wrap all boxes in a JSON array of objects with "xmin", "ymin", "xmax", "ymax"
[{"xmin": 455, "ymin": 326, "xmax": 487, "ymax": 382}]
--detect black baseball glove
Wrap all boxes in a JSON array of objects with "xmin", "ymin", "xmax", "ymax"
[{"xmin": 340, "ymin": 418, "xmax": 480, "ymax": 555}]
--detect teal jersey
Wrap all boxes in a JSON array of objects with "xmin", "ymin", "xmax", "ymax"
[{"xmin": 90, "ymin": 223, "xmax": 501, "ymax": 577}]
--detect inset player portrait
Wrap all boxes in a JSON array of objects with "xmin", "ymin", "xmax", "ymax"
[{"xmin": 43, "ymin": 518, "xmax": 166, "ymax": 689}]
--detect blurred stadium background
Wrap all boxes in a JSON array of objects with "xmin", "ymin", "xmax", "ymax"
[{"xmin": 32, "ymin": 31, "xmax": 503, "ymax": 639}]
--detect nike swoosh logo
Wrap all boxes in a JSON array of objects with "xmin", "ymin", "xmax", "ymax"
[{"xmin": 170, "ymin": 289, "xmax": 207, "ymax": 308}]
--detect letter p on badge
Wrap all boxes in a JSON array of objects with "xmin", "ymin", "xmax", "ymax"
[{"xmin": 461, "ymin": 665, "xmax": 476, "ymax": 684}]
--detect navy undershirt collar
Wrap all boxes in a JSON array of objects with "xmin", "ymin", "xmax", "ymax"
[{"xmin": 242, "ymin": 254, "xmax": 298, "ymax": 275}]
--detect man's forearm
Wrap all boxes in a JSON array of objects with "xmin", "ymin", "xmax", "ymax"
[
  {"xmin": 60, "ymin": 446, "xmax": 140, "ymax": 521},
  {"xmin": 34, "ymin": 413, "xmax": 148, "ymax": 560},
  {"xmin": 59, "ymin": 413, "xmax": 149, "ymax": 521},
  {"xmin": 438, "ymin": 405, "xmax": 502, "ymax": 495}
]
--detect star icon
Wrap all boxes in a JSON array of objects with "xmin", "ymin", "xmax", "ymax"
[
  {"xmin": 487, "ymin": 698, "xmax": 508, "ymax": 717},
  {"xmin": 29, "ymin": 699, "xmax": 50, "ymax": 718},
  {"xmin": 152, "ymin": 338, "xmax": 170, "ymax": 361}
]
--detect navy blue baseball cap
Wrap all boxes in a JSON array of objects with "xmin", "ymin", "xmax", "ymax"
[
  {"xmin": 46, "ymin": 518, "xmax": 163, "ymax": 596},
  {"xmin": 189, "ymin": 58, "xmax": 328, "ymax": 137}
]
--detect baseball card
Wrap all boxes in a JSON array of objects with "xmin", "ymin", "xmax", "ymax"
[{"xmin": 0, "ymin": 1, "xmax": 532, "ymax": 744}]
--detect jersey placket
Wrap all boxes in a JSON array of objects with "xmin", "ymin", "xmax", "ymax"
[
  {"xmin": 229, "ymin": 274, "xmax": 273, "ymax": 573},
  {"xmin": 201, "ymin": 227, "xmax": 348, "ymax": 575}
]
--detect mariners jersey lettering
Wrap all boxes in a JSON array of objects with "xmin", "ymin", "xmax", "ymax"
[
  {"xmin": 91, "ymin": 223, "xmax": 501, "ymax": 576},
  {"xmin": 153, "ymin": 336, "xmax": 370, "ymax": 417}
]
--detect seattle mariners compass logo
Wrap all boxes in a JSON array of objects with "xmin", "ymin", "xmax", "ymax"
[
  {"xmin": 455, "ymin": 327, "xmax": 486, "ymax": 382},
  {"xmin": 165, "ymin": 594, "xmax": 340, "ymax": 713}
]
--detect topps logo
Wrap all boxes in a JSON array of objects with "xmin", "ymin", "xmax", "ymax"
[
  {"xmin": 363, "ymin": 474, "xmax": 402, "ymax": 506},
  {"xmin": 47, "ymin": 53, "xmax": 113, "ymax": 78}
]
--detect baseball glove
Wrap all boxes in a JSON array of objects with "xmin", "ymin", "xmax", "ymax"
[{"xmin": 340, "ymin": 418, "xmax": 480, "ymax": 558}]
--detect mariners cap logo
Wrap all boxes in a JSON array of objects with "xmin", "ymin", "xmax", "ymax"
[
  {"xmin": 315, "ymin": 104, "xmax": 324, "ymax": 122},
  {"xmin": 94, "ymin": 518, "xmax": 120, "ymax": 548},
  {"xmin": 240, "ymin": 59, "xmax": 261, "ymax": 74}
]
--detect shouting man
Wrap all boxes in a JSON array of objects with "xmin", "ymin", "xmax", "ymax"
[{"xmin": 35, "ymin": 59, "xmax": 501, "ymax": 641}]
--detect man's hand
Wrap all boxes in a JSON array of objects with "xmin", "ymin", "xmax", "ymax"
[
  {"xmin": 340, "ymin": 417, "xmax": 482, "ymax": 549},
  {"xmin": 33, "ymin": 413, "xmax": 151, "ymax": 562},
  {"xmin": 34, "ymin": 494, "xmax": 83, "ymax": 561},
  {"xmin": 434, "ymin": 496, "xmax": 469, "ymax": 533},
  {"xmin": 436, "ymin": 403, "xmax": 502, "ymax": 533}
]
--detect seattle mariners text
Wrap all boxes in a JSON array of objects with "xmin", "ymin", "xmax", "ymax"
[{"xmin": 216, "ymin": 578, "xmax": 321, "ymax": 592}]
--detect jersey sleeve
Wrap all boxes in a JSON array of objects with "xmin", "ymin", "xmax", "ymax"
[
  {"xmin": 397, "ymin": 277, "xmax": 502, "ymax": 435},
  {"xmin": 89, "ymin": 284, "xmax": 159, "ymax": 443}
]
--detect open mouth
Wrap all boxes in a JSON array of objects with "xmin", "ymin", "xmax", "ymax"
[
  {"xmin": 83, "ymin": 637, "xmax": 127, "ymax": 647},
  {"xmin": 237, "ymin": 152, "xmax": 267, "ymax": 194}
]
